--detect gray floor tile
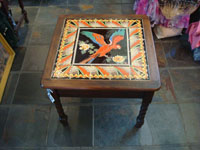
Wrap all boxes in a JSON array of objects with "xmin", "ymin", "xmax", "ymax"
[
  {"xmin": 68, "ymin": 0, "xmax": 94, "ymax": 4},
  {"xmin": 29, "ymin": 24, "xmax": 55, "ymax": 45},
  {"xmin": 13, "ymin": 73, "xmax": 49, "ymax": 104},
  {"xmin": 122, "ymin": 0, "xmax": 135, "ymax": 3},
  {"xmin": 163, "ymin": 40, "xmax": 200, "ymax": 67},
  {"xmin": 94, "ymin": 104, "xmax": 152, "ymax": 146},
  {"xmin": 94, "ymin": 4, "xmax": 122, "ymax": 14},
  {"xmin": 65, "ymin": 5, "xmax": 94, "ymax": 14},
  {"xmin": 155, "ymin": 43, "xmax": 167, "ymax": 68},
  {"xmin": 170, "ymin": 69, "xmax": 200, "ymax": 102},
  {"xmin": 190, "ymin": 145, "xmax": 200, "ymax": 150},
  {"xmin": 47, "ymin": 106, "xmax": 92, "ymax": 146},
  {"xmin": 146, "ymin": 104, "xmax": 187, "ymax": 145},
  {"xmin": 41, "ymin": 0, "xmax": 68, "ymax": 6},
  {"xmin": 93, "ymin": 98, "xmax": 141, "ymax": 104},
  {"xmin": 0, "ymin": 107, "xmax": 9, "ymax": 139},
  {"xmin": 35, "ymin": 7, "xmax": 65, "ymax": 25},
  {"xmin": 121, "ymin": 4, "xmax": 135, "ymax": 14},
  {"xmin": 95, "ymin": 0, "xmax": 121, "ymax": 3},
  {"xmin": 179, "ymin": 103, "xmax": 200, "ymax": 143},
  {"xmin": 144, "ymin": 145, "xmax": 190, "ymax": 150},
  {"xmin": 153, "ymin": 69, "xmax": 176, "ymax": 102},
  {"xmin": 47, "ymin": 147, "xmax": 80, "ymax": 150},
  {"xmin": 94, "ymin": 146, "xmax": 143, "ymax": 150},
  {"xmin": 22, "ymin": 45, "xmax": 49, "ymax": 71},
  {"xmin": 9, "ymin": 0, "xmax": 42, "ymax": 6},
  {"xmin": 0, "ymin": 105, "xmax": 50, "ymax": 147},
  {"xmin": 1, "ymin": 73, "xmax": 19, "ymax": 104},
  {"xmin": 17, "ymin": 24, "xmax": 33, "ymax": 47},
  {"xmin": 11, "ymin": 7, "xmax": 39, "ymax": 24},
  {"xmin": 11, "ymin": 47, "xmax": 27, "ymax": 71},
  {"xmin": 61, "ymin": 97, "xmax": 93, "ymax": 105}
]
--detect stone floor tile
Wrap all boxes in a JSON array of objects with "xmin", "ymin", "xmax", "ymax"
[
  {"xmin": 179, "ymin": 103, "xmax": 200, "ymax": 143},
  {"xmin": 122, "ymin": 0, "xmax": 135, "ymax": 3},
  {"xmin": 11, "ymin": 47, "xmax": 27, "ymax": 71},
  {"xmin": 61, "ymin": 97, "xmax": 93, "ymax": 105},
  {"xmin": 9, "ymin": 0, "xmax": 42, "ymax": 6},
  {"xmin": 35, "ymin": 7, "xmax": 65, "ymax": 25},
  {"xmin": 29, "ymin": 24, "xmax": 55, "ymax": 45},
  {"xmin": 13, "ymin": 73, "xmax": 49, "ymax": 104},
  {"xmin": 94, "ymin": 104, "xmax": 152, "ymax": 146},
  {"xmin": 155, "ymin": 43, "xmax": 167, "ymax": 68},
  {"xmin": 41, "ymin": 0, "xmax": 68, "ymax": 6},
  {"xmin": 11, "ymin": 7, "xmax": 39, "ymax": 24},
  {"xmin": 47, "ymin": 106, "xmax": 92, "ymax": 146},
  {"xmin": 169, "ymin": 69, "xmax": 200, "ymax": 102},
  {"xmin": 94, "ymin": 146, "xmax": 143, "ymax": 150},
  {"xmin": 22, "ymin": 45, "xmax": 49, "ymax": 71},
  {"xmin": 65, "ymin": 5, "xmax": 94, "ymax": 14},
  {"xmin": 94, "ymin": 4, "xmax": 122, "ymax": 14},
  {"xmin": 0, "ymin": 105, "xmax": 50, "ymax": 147},
  {"xmin": 68, "ymin": 0, "xmax": 94, "ymax": 4},
  {"xmin": 144, "ymin": 145, "xmax": 190, "ymax": 150},
  {"xmin": 0, "ymin": 148, "xmax": 47, "ymax": 150},
  {"xmin": 190, "ymin": 145, "xmax": 200, "ymax": 150},
  {"xmin": 146, "ymin": 104, "xmax": 187, "ymax": 145},
  {"xmin": 93, "ymin": 98, "xmax": 141, "ymax": 104},
  {"xmin": 95, "ymin": 0, "xmax": 121, "ymax": 3},
  {"xmin": 47, "ymin": 147, "xmax": 80, "ymax": 150},
  {"xmin": 153, "ymin": 69, "xmax": 176, "ymax": 102},
  {"xmin": 163, "ymin": 39, "xmax": 200, "ymax": 67},
  {"xmin": 121, "ymin": 4, "xmax": 135, "ymax": 14},
  {"xmin": 1, "ymin": 73, "xmax": 19, "ymax": 104},
  {"xmin": 16, "ymin": 24, "xmax": 33, "ymax": 47},
  {"xmin": 0, "ymin": 107, "xmax": 9, "ymax": 139}
]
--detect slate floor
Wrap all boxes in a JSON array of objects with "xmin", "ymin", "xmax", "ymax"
[{"xmin": 0, "ymin": 0, "xmax": 200, "ymax": 150}]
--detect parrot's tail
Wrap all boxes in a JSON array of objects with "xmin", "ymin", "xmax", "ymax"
[{"xmin": 79, "ymin": 54, "xmax": 98, "ymax": 64}]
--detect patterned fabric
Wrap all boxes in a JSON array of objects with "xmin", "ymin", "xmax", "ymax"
[
  {"xmin": 133, "ymin": 0, "xmax": 199, "ymax": 28},
  {"xmin": 52, "ymin": 19, "xmax": 149, "ymax": 80}
]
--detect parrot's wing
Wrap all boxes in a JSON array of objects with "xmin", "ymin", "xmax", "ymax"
[
  {"xmin": 81, "ymin": 31, "xmax": 107, "ymax": 47},
  {"xmin": 109, "ymin": 29, "xmax": 125, "ymax": 42}
]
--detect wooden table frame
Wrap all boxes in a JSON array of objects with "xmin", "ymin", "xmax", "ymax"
[{"xmin": 41, "ymin": 14, "xmax": 161, "ymax": 128}]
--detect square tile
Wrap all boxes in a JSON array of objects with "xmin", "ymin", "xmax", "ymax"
[
  {"xmin": 163, "ymin": 40, "xmax": 200, "ymax": 67},
  {"xmin": 11, "ymin": 47, "xmax": 27, "ymax": 71},
  {"xmin": 95, "ymin": 0, "xmax": 121, "ymax": 4},
  {"xmin": 9, "ymin": 0, "xmax": 42, "ymax": 6},
  {"xmin": 0, "ymin": 107, "xmax": 9, "ymax": 139},
  {"xmin": 35, "ymin": 7, "xmax": 65, "ymax": 25},
  {"xmin": 22, "ymin": 45, "xmax": 49, "ymax": 71},
  {"xmin": 155, "ymin": 43, "xmax": 167, "ymax": 68},
  {"xmin": 94, "ymin": 4, "xmax": 122, "ymax": 14},
  {"xmin": 11, "ymin": 7, "xmax": 39, "ymax": 24},
  {"xmin": 144, "ymin": 145, "xmax": 190, "ymax": 150},
  {"xmin": 170, "ymin": 69, "xmax": 200, "ymax": 102},
  {"xmin": 41, "ymin": 0, "xmax": 68, "ymax": 6},
  {"xmin": 29, "ymin": 24, "xmax": 55, "ymax": 45},
  {"xmin": 16, "ymin": 24, "xmax": 33, "ymax": 47},
  {"xmin": 13, "ymin": 73, "xmax": 49, "ymax": 104},
  {"xmin": 0, "ymin": 105, "xmax": 50, "ymax": 147},
  {"xmin": 47, "ymin": 106, "xmax": 92, "ymax": 146},
  {"xmin": 179, "ymin": 103, "xmax": 200, "ymax": 143},
  {"xmin": 146, "ymin": 104, "xmax": 187, "ymax": 145},
  {"xmin": 1, "ymin": 73, "xmax": 19, "ymax": 104},
  {"xmin": 65, "ymin": 5, "xmax": 94, "ymax": 14},
  {"xmin": 94, "ymin": 104, "xmax": 152, "ymax": 146},
  {"xmin": 121, "ymin": 4, "xmax": 135, "ymax": 14},
  {"xmin": 153, "ymin": 69, "xmax": 176, "ymax": 102}
]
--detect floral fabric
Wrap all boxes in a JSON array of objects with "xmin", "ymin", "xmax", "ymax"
[{"xmin": 133, "ymin": 0, "xmax": 192, "ymax": 28}]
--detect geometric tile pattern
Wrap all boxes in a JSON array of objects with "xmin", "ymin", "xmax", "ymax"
[{"xmin": 52, "ymin": 19, "xmax": 149, "ymax": 80}]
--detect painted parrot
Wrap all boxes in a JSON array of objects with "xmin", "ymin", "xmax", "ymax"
[{"xmin": 79, "ymin": 29, "xmax": 125, "ymax": 64}]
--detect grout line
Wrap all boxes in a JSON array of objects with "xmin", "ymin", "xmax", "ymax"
[{"xmin": 92, "ymin": 101, "xmax": 95, "ymax": 147}]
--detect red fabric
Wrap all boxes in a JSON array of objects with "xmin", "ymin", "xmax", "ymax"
[{"xmin": 187, "ymin": 21, "xmax": 200, "ymax": 49}]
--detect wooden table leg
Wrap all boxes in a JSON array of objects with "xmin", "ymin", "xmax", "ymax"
[
  {"xmin": 47, "ymin": 89, "xmax": 68, "ymax": 126},
  {"xmin": 135, "ymin": 92, "xmax": 154, "ymax": 128}
]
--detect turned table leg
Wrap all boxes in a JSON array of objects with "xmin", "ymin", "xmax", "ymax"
[
  {"xmin": 135, "ymin": 92, "xmax": 154, "ymax": 128},
  {"xmin": 47, "ymin": 89, "xmax": 68, "ymax": 126}
]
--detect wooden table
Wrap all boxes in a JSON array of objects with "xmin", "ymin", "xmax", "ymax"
[{"xmin": 41, "ymin": 14, "xmax": 160, "ymax": 128}]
